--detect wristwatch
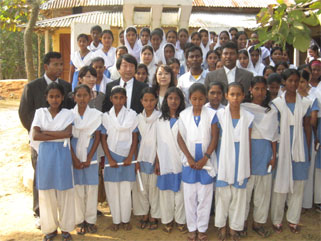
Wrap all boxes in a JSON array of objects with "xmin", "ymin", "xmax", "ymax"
[{"xmin": 204, "ymin": 153, "xmax": 211, "ymax": 159}]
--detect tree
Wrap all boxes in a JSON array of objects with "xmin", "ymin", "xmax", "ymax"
[{"xmin": 256, "ymin": 0, "xmax": 321, "ymax": 52}]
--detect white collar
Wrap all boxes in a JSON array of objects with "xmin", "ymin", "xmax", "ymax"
[
  {"xmin": 120, "ymin": 77, "xmax": 134, "ymax": 87},
  {"xmin": 44, "ymin": 73, "xmax": 58, "ymax": 85},
  {"xmin": 188, "ymin": 69, "xmax": 207, "ymax": 81},
  {"xmin": 224, "ymin": 66, "xmax": 237, "ymax": 75}
]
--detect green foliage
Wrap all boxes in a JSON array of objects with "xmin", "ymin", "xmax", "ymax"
[
  {"xmin": 0, "ymin": 0, "xmax": 28, "ymax": 31},
  {"xmin": 256, "ymin": 0, "xmax": 321, "ymax": 52}
]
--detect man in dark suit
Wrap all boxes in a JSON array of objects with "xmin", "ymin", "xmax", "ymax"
[
  {"xmin": 18, "ymin": 52, "xmax": 71, "ymax": 228},
  {"xmin": 205, "ymin": 41, "xmax": 253, "ymax": 95},
  {"xmin": 102, "ymin": 54, "xmax": 148, "ymax": 113}
]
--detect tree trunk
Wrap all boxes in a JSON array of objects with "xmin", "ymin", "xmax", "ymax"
[{"xmin": 24, "ymin": 0, "xmax": 40, "ymax": 82}]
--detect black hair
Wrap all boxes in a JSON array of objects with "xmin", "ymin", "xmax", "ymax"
[
  {"xmin": 116, "ymin": 45, "xmax": 128, "ymax": 54},
  {"xmin": 119, "ymin": 30, "xmax": 124, "ymax": 36},
  {"xmin": 248, "ymin": 45, "xmax": 261, "ymax": 55},
  {"xmin": 91, "ymin": 57, "xmax": 105, "ymax": 65},
  {"xmin": 77, "ymin": 33, "xmax": 89, "ymax": 42},
  {"xmin": 110, "ymin": 86, "xmax": 126, "ymax": 97},
  {"xmin": 190, "ymin": 31, "xmax": 201, "ymax": 40},
  {"xmin": 227, "ymin": 82, "xmax": 244, "ymax": 94},
  {"xmin": 45, "ymin": 82, "xmax": 65, "ymax": 109},
  {"xmin": 43, "ymin": 52, "xmax": 62, "ymax": 65},
  {"xmin": 90, "ymin": 25, "xmax": 102, "ymax": 33},
  {"xmin": 101, "ymin": 30, "xmax": 114, "ymax": 41},
  {"xmin": 151, "ymin": 30, "xmax": 162, "ymax": 39},
  {"xmin": 219, "ymin": 31, "xmax": 230, "ymax": 38},
  {"xmin": 178, "ymin": 28, "xmax": 189, "ymax": 36},
  {"xmin": 168, "ymin": 57, "xmax": 180, "ymax": 66},
  {"xmin": 153, "ymin": 28, "xmax": 164, "ymax": 38},
  {"xmin": 300, "ymin": 69, "xmax": 310, "ymax": 82},
  {"xmin": 243, "ymin": 76, "xmax": 271, "ymax": 111},
  {"xmin": 198, "ymin": 29, "xmax": 208, "ymax": 35},
  {"xmin": 126, "ymin": 27, "xmax": 137, "ymax": 35},
  {"xmin": 222, "ymin": 41, "xmax": 238, "ymax": 53},
  {"xmin": 141, "ymin": 45, "xmax": 154, "ymax": 55},
  {"xmin": 184, "ymin": 43, "xmax": 196, "ymax": 54},
  {"xmin": 207, "ymin": 81, "xmax": 225, "ymax": 95},
  {"xmin": 140, "ymin": 27, "xmax": 151, "ymax": 37},
  {"xmin": 160, "ymin": 87, "xmax": 185, "ymax": 120},
  {"xmin": 185, "ymin": 45, "xmax": 203, "ymax": 59},
  {"xmin": 78, "ymin": 66, "xmax": 97, "ymax": 79},
  {"xmin": 263, "ymin": 65, "xmax": 275, "ymax": 76},
  {"xmin": 270, "ymin": 46, "xmax": 282, "ymax": 56},
  {"xmin": 282, "ymin": 68, "xmax": 300, "ymax": 81},
  {"xmin": 229, "ymin": 27, "xmax": 238, "ymax": 33},
  {"xmin": 116, "ymin": 54, "xmax": 138, "ymax": 71},
  {"xmin": 188, "ymin": 83, "xmax": 206, "ymax": 98},
  {"xmin": 166, "ymin": 30, "xmax": 178, "ymax": 38},
  {"xmin": 74, "ymin": 84, "xmax": 91, "ymax": 95},
  {"xmin": 309, "ymin": 59, "xmax": 321, "ymax": 71},
  {"xmin": 206, "ymin": 49, "xmax": 220, "ymax": 60},
  {"xmin": 210, "ymin": 31, "xmax": 216, "ymax": 36},
  {"xmin": 238, "ymin": 49, "xmax": 249, "ymax": 58},
  {"xmin": 152, "ymin": 65, "xmax": 175, "ymax": 92},
  {"xmin": 140, "ymin": 86, "xmax": 158, "ymax": 99},
  {"xmin": 309, "ymin": 44, "xmax": 319, "ymax": 52},
  {"xmin": 267, "ymin": 73, "xmax": 282, "ymax": 85},
  {"xmin": 297, "ymin": 64, "xmax": 309, "ymax": 72},
  {"xmin": 164, "ymin": 43, "xmax": 175, "ymax": 53},
  {"xmin": 136, "ymin": 63, "xmax": 149, "ymax": 83},
  {"xmin": 275, "ymin": 61, "xmax": 289, "ymax": 71}
]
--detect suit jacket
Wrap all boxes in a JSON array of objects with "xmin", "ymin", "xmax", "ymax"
[
  {"xmin": 18, "ymin": 77, "xmax": 71, "ymax": 132},
  {"xmin": 102, "ymin": 78, "xmax": 148, "ymax": 113},
  {"xmin": 204, "ymin": 67, "xmax": 253, "ymax": 95}
]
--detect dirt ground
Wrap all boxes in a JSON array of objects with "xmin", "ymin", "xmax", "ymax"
[{"xmin": 0, "ymin": 99, "xmax": 320, "ymax": 241}]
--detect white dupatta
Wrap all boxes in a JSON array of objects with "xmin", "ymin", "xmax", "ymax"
[
  {"xmin": 30, "ymin": 108, "xmax": 74, "ymax": 153},
  {"xmin": 178, "ymin": 106, "xmax": 217, "ymax": 177},
  {"xmin": 156, "ymin": 117, "xmax": 182, "ymax": 175},
  {"xmin": 72, "ymin": 105, "xmax": 102, "ymax": 162},
  {"xmin": 102, "ymin": 106, "xmax": 138, "ymax": 156},
  {"xmin": 124, "ymin": 27, "xmax": 141, "ymax": 61},
  {"xmin": 217, "ymin": 105, "xmax": 254, "ymax": 185},
  {"xmin": 71, "ymin": 51, "xmax": 94, "ymax": 70},
  {"xmin": 241, "ymin": 103, "xmax": 279, "ymax": 141},
  {"xmin": 137, "ymin": 110, "xmax": 161, "ymax": 165},
  {"xmin": 272, "ymin": 92, "xmax": 311, "ymax": 193}
]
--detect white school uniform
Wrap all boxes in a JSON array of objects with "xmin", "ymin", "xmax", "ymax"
[
  {"xmin": 140, "ymin": 52, "xmax": 157, "ymax": 87},
  {"xmin": 241, "ymin": 103, "xmax": 278, "ymax": 224},
  {"xmin": 92, "ymin": 47, "xmax": 116, "ymax": 69},
  {"xmin": 30, "ymin": 108, "xmax": 75, "ymax": 234},
  {"xmin": 88, "ymin": 41, "xmax": 103, "ymax": 52},
  {"xmin": 124, "ymin": 27, "xmax": 141, "ymax": 62},
  {"xmin": 71, "ymin": 105, "xmax": 102, "ymax": 225},
  {"xmin": 132, "ymin": 110, "xmax": 161, "ymax": 218},
  {"xmin": 102, "ymin": 106, "xmax": 138, "ymax": 224},
  {"xmin": 156, "ymin": 117, "xmax": 185, "ymax": 225},
  {"xmin": 179, "ymin": 106, "xmax": 217, "ymax": 233},
  {"xmin": 271, "ymin": 92, "xmax": 311, "ymax": 225},
  {"xmin": 215, "ymin": 105, "xmax": 254, "ymax": 231}
]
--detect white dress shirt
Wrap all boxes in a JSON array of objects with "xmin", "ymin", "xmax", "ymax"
[
  {"xmin": 44, "ymin": 73, "xmax": 58, "ymax": 85},
  {"xmin": 224, "ymin": 66, "xmax": 237, "ymax": 84},
  {"xmin": 120, "ymin": 78, "xmax": 134, "ymax": 108}
]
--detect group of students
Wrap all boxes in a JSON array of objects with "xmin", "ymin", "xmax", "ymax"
[{"xmin": 30, "ymin": 24, "xmax": 321, "ymax": 241}]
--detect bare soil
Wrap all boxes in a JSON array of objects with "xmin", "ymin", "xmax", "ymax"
[{"xmin": 0, "ymin": 99, "xmax": 320, "ymax": 241}]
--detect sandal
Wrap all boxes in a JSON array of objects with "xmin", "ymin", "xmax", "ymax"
[
  {"xmin": 252, "ymin": 224, "xmax": 271, "ymax": 237},
  {"xmin": 218, "ymin": 227, "xmax": 227, "ymax": 241},
  {"xmin": 86, "ymin": 223, "xmax": 97, "ymax": 233},
  {"xmin": 149, "ymin": 219, "xmax": 158, "ymax": 230},
  {"xmin": 230, "ymin": 230, "xmax": 240, "ymax": 241},
  {"xmin": 109, "ymin": 223, "xmax": 120, "ymax": 232},
  {"xmin": 162, "ymin": 222, "xmax": 173, "ymax": 233},
  {"xmin": 197, "ymin": 232, "xmax": 208, "ymax": 241},
  {"xmin": 187, "ymin": 231, "xmax": 197, "ymax": 241},
  {"xmin": 288, "ymin": 222, "xmax": 300, "ymax": 234},
  {"xmin": 43, "ymin": 230, "xmax": 57, "ymax": 241},
  {"xmin": 61, "ymin": 232, "xmax": 72, "ymax": 241},
  {"xmin": 123, "ymin": 222, "xmax": 132, "ymax": 231},
  {"xmin": 76, "ymin": 222, "xmax": 86, "ymax": 235},
  {"xmin": 176, "ymin": 223, "xmax": 187, "ymax": 233},
  {"xmin": 139, "ymin": 219, "xmax": 149, "ymax": 229},
  {"xmin": 272, "ymin": 224, "xmax": 283, "ymax": 233}
]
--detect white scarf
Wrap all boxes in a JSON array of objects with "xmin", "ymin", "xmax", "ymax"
[
  {"xmin": 72, "ymin": 105, "xmax": 102, "ymax": 162},
  {"xmin": 93, "ymin": 47, "xmax": 116, "ymax": 69},
  {"xmin": 102, "ymin": 106, "xmax": 138, "ymax": 156},
  {"xmin": 156, "ymin": 118, "xmax": 183, "ymax": 175},
  {"xmin": 241, "ymin": 103, "xmax": 279, "ymax": 141},
  {"xmin": 214, "ymin": 30, "xmax": 232, "ymax": 50},
  {"xmin": 159, "ymin": 42, "xmax": 176, "ymax": 65},
  {"xmin": 217, "ymin": 105, "xmax": 254, "ymax": 185},
  {"xmin": 137, "ymin": 110, "xmax": 161, "ymax": 165},
  {"xmin": 88, "ymin": 41, "xmax": 103, "ymax": 52},
  {"xmin": 205, "ymin": 102, "xmax": 225, "ymax": 110},
  {"xmin": 247, "ymin": 46, "xmax": 265, "ymax": 76},
  {"xmin": 124, "ymin": 27, "xmax": 141, "ymax": 62},
  {"xmin": 272, "ymin": 92, "xmax": 311, "ymax": 193},
  {"xmin": 198, "ymin": 28, "xmax": 212, "ymax": 64},
  {"xmin": 30, "ymin": 108, "xmax": 74, "ymax": 153},
  {"xmin": 140, "ymin": 52, "xmax": 157, "ymax": 86},
  {"xmin": 308, "ymin": 87, "xmax": 321, "ymax": 117},
  {"xmin": 70, "ymin": 51, "xmax": 94, "ymax": 70},
  {"xmin": 178, "ymin": 106, "xmax": 217, "ymax": 177},
  {"xmin": 236, "ymin": 60, "xmax": 256, "ymax": 76}
]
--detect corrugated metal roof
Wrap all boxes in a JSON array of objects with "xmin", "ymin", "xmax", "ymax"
[
  {"xmin": 35, "ymin": 11, "xmax": 123, "ymax": 28},
  {"xmin": 41, "ymin": 0, "xmax": 123, "ymax": 10},
  {"xmin": 193, "ymin": 0, "xmax": 278, "ymax": 8},
  {"xmin": 189, "ymin": 12, "xmax": 257, "ymax": 29}
]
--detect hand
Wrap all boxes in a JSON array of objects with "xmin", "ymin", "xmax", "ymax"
[
  {"xmin": 268, "ymin": 158, "xmax": 276, "ymax": 170},
  {"xmin": 154, "ymin": 161, "xmax": 160, "ymax": 176},
  {"xmin": 195, "ymin": 156, "xmax": 208, "ymax": 170},
  {"xmin": 108, "ymin": 158, "xmax": 118, "ymax": 168},
  {"xmin": 83, "ymin": 155, "xmax": 92, "ymax": 168},
  {"xmin": 73, "ymin": 157, "xmax": 84, "ymax": 169},
  {"xmin": 187, "ymin": 158, "xmax": 197, "ymax": 169},
  {"xmin": 135, "ymin": 162, "xmax": 140, "ymax": 173},
  {"xmin": 123, "ymin": 157, "xmax": 132, "ymax": 166}
]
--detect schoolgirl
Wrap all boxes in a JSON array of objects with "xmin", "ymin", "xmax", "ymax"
[
  {"xmin": 190, "ymin": 32, "xmax": 201, "ymax": 47},
  {"xmin": 267, "ymin": 73, "xmax": 282, "ymax": 101},
  {"xmin": 271, "ymin": 69, "xmax": 312, "ymax": 234},
  {"xmin": 156, "ymin": 87, "xmax": 186, "ymax": 233},
  {"xmin": 214, "ymin": 31, "xmax": 231, "ymax": 50},
  {"xmin": 71, "ymin": 84, "xmax": 102, "ymax": 235},
  {"xmin": 168, "ymin": 57, "xmax": 183, "ymax": 85},
  {"xmin": 248, "ymin": 46, "xmax": 265, "ymax": 76},
  {"xmin": 159, "ymin": 43, "xmax": 176, "ymax": 65},
  {"xmin": 215, "ymin": 82, "xmax": 254, "ymax": 241},
  {"xmin": 135, "ymin": 64, "xmax": 149, "ymax": 84},
  {"xmin": 138, "ymin": 27, "xmax": 151, "ymax": 47},
  {"xmin": 124, "ymin": 26, "xmax": 141, "ymax": 61},
  {"xmin": 166, "ymin": 30, "xmax": 185, "ymax": 64},
  {"xmin": 90, "ymin": 57, "xmax": 112, "ymax": 94},
  {"xmin": 235, "ymin": 31, "xmax": 248, "ymax": 50},
  {"xmin": 132, "ymin": 87, "xmax": 161, "ymax": 230},
  {"xmin": 150, "ymin": 30, "xmax": 164, "ymax": 63},
  {"xmin": 101, "ymin": 86, "xmax": 138, "ymax": 231},
  {"xmin": 236, "ymin": 50, "xmax": 256, "ymax": 75},
  {"xmin": 88, "ymin": 25, "xmax": 103, "ymax": 52},
  {"xmin": 269, "ymin": 46, "xmax": 283, "ymax": 67},
  {"xmin": 263, "ymin": 65, "xmax": 275, "ymax": 80},
  {"xmin": 206, "ymin": 81, "xmax": 225, "ymax": 110},
  {"xmin": 206, "ymin": 50, "xmax": 220, "ymax": 72},
  {"xmin": 176, "ymin": 28, "xmax": 189, "ymax": 52},
  {"xmin": 198, "ymin": 28, "xmax": 212, "ymax": 64},
  {"xmin": 178, "ymin": 83, "xmax": 219, "ymax": 241},
  {"xmin": 30, "ymin": 82, "xmax": 74, "ymax": 241},
  {"xmin": 140, "ymin": 45, "xmax": 157, "ymax": 86},
  {"xmin": 275, "ymin": 61, "xmax": 289, "ymax": 75},
  {"xmin": 70, "ymin": 34, "xmax": 94, "ymax": 90},
  {"xmin": 241, "ymin": 77, "xmax": 278, "ymax": 238}
]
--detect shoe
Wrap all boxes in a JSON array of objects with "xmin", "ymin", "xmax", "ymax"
[{"xmin": 35, "ymin": 216, "xmax": 41, "ymax": 229}]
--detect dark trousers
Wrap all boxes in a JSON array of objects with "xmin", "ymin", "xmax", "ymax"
[{"xmin": 31, "ymin": 147, "xmax": 39, "ymax": 217}]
